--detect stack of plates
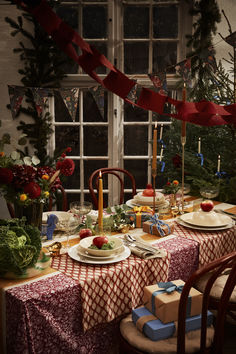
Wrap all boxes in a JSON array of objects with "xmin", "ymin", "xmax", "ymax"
[
  {"xmin": 126, "ymin": 191, "xmax": 169, "ymax": 209},
  {"xmin": 68, "ymin": 236, "xmax": 131, "ymax": 264},
  {"xmin": 177, "ymin": 211, "xmax": 234, "ymax": 231}
]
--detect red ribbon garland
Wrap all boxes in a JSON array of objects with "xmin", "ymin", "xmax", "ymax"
[{"xmin": 13, "ymin": 0, "xmax": 236, "ymax": 127}]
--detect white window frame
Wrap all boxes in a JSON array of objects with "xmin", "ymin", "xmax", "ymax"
[{"xmin": 48, "ymin": 0, "xmax": 192, "ymax": 206}]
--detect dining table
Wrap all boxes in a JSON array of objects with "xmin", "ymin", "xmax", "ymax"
[{"xmin": 0, "ymin": 197, "xmax": 236, "ymax": 354}]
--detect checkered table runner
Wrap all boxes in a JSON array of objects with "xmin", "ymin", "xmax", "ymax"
[{"xmin": 174, "ymin": 222, "xmax": 236, "ymax": 265}]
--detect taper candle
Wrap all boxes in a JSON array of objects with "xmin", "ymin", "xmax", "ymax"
[
  {"xmin": 159, "ymin": 124, "xmax": 163, "ymax": 140},
  {"xmin": 198, "ymin": 137, "xmax": 201, "ymax": 154},
  {"xmin": 160, "ymin": 145, "xmax": 164, "ymax": 162},
  {"xmin": 152, "ymin": 121, "xmax": 158, "ymax": 173},
  {"xmin": 217, "ymin": 155, "xmax": 221, "ymax": 173},
  {"xmin": 98, "ymin": 171, "xmax": 103, "ymax": 231},
  {"xmin": 181, "ymin": 84, "xmax": 186, "ymax": 138}
]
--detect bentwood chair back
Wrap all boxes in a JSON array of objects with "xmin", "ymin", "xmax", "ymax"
[
  {"xmin": 6, "ymin": 185, "xmax": 68, "ymax": 218},
  {"xmin": 119, "ymin": 251, "xmax": 236, "ymax": 354},
  {"xmin": 88, "ymin": 167, "xmax": 137, "ymax": 210}
]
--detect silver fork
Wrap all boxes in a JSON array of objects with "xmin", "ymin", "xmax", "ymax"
[{"xmin": 124, "ymin": 234, "xmax": 158, "ymax": 253}]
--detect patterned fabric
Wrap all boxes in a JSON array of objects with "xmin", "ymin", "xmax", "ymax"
[{"xmin": 173, "ymin": 223, "xmax": 236, "ymax": 266}]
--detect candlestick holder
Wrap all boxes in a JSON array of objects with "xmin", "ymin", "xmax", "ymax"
[
  {"xmin": 151, "ymin": 168, "xmax": 157, "ymax": 214},
  {"xmin": 180, "ymin": 136, "xmax": 186, "ymax": 214}
]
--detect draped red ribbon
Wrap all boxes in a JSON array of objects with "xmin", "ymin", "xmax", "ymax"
[{"xmin": 13, "ymin": 0, "xmax": 236, "ymax": 127}]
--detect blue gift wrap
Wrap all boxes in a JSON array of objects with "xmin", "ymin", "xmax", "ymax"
[{"xmin": 132, "ymin": 307, "xmax": 213, "ymax": 342}]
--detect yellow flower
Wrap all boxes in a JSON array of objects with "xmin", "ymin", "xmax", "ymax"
[
  {"xmin": 20, "ymin": 194, "xmax": 27, "ymax": 201},
  {"xmin": 42, "ymin": 174, "xmax": 49, "ymax": 180},
  {"xmin": 44, "ymin": 191, "xmax": 49, "ymax": 197},
  {"xmin": 173, "ymin": 180, "xmax": 179, "ymax": 185}
]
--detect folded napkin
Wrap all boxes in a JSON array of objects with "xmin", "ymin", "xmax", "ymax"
[{"xmin": 128, "ymin": 246, "xmax": 166, "ymax": 259}]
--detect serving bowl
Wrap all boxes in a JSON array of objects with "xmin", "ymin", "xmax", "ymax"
[{"xmin": 79, "ymin": 236, "xmax": 124, "ymax": 257}]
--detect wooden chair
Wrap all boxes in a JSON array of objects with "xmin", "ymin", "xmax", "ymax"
[
  {"xmin": 88, "ymin": 167, "xmax": 137, "ymax": 209},
  {"xmin": 119, "ymin": 251, "xmax": 236, "ymax": 354},
  {"xmin": 6, "ymin": 185, "xmax": 68, "ymax": 218}
]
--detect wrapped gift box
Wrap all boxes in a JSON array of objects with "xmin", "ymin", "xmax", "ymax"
[
  {"xmin": 143, "ymin": 279, "xmax": 203, "ymax": 323},
  {"xmin": 132, "ymin": 306, "xmax": 213, "ymax": 341},
  {"xmin": 143, "ymin": 218, "xmax": 175, "ymax": 236},
  {"xmin": 126, "ymin": 206, "xmax": 153, "ymax": 228}
]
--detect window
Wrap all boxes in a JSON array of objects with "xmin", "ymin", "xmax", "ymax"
[{"xmin": 49, "ymin": 0, "xmax": 192, "ymax": 206}]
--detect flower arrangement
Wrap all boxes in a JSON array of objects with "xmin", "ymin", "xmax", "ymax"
[
  {"xmin": 0, "ymin": 147, "xmax": 75, "ymax": 207},
  {"xmin": 163, "ymin": 180, "xmax": 180, "ymax": 195}
]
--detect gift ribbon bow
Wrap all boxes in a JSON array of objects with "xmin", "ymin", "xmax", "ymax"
[
  {"xmin": 149, "ymin": 214, "xmax": 170, "ymax": 237},
  {"xmin": 196, "ymin": 153, "xmax": 204, "ymax": 166},
  {"xmin": 158, "ymin": 160, "xmax": 165, "ymax": 172},
  {"xmin": 151, "ymin": 281, "xmax": 192, "ymax": 318},
  {"xmin": 132, "ymin": 206, "xmax": 153, "ymax": 214},
  {"xmin": 216, "ymin": 171, "xmax": 227, "ymax": 178}
]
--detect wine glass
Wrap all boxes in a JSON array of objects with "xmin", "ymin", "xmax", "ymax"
[
  {"xmin": 200, "ymin": 186, "xmax": 219, "ymax": 200},
  {"xmin": 58, "ymin": 214, "xmax": 78, "ymax": 251},
  {"xmin": 69, "ymin": 201, "xmax": 93, "ymax": 224}
]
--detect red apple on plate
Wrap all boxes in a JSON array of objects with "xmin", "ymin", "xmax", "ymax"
[
  {"xmin": 143, "ymin": 183, "xmax": 155, "ymax": 197},
  {"xmin": 200, "ymin": 200, "xmax": 214, "ymax": 212},
  {"xmin": 93, "ymin": 236, "xmax": 108, "ymax": 249},
  {"xmin": 79, "ymin": 228, "xmax": 93, "ymax": 239}
]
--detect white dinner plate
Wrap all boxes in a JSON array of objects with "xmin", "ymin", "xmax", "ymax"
[
  {"xmin": 180, "ymin": 211, "xmax": 232, "ymax": 228},
  {"xmin": 176, "ymin": 217, "xmax": 235, "ymax": 231},
  {"xmin": 68, "ymin": 244, "xmax": 131, "ymax": 265},
  {"xmin": 77, "ymin": 245, "xmax": 125, "ymax": 260}
]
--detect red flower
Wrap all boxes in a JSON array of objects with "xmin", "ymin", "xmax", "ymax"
[
  {"xmin": 166, "ymin": 181, "xmax": 171, "ymax": 185},
  {"xmin": 0, "ymin": 167, "xmax": 13, "ymax": 184},
  {"xmin": 66, "ymin": 147, "xmax": 72, "ymax": 153},
  {"xmin": 56, "ymin": 158, "xmax": 75, "ymax": 176},
  {"xmin": 24, "ymin": 182, "xmax": 41, "ymax": 199},
  {"xmin": 12, "ymin": 165, "xmax": 36, "ymax": 188}
]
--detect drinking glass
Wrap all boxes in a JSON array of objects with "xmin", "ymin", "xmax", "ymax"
[
  {"xmin": 70, "ymin": 201, "xmax": 93, "ymax": 224},
  {"xmin": 200, "ymin": 186, "xmax": 219, "ymax": 200},
  {"xmin": 58, "ymin": 214, "xmax": 78, "ymax": 251}
]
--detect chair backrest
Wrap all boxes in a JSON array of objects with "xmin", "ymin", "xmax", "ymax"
[
  {"xmin": 6, "ymin": 185, "xmax": 68, "ymax": 217},
  {"xmin": 177, "ymin": 251, "xmax": 236, "ymax": 354},
  {"xmin": 88, "ymin": 167, "xmax": 137, "ymax": 209}
]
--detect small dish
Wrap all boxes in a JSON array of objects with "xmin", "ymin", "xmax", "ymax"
[
  {"xmin": 79, "ymin": 236, "xmax": 124, "ymax": 257},
  {"xmin": 77, "ymin": 245, "xmax": 125, "ymax": 260}
]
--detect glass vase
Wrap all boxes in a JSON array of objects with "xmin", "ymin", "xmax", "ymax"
[{"xmin": 14, "ymin": 202, "xmax": 43, "ymax": 230}]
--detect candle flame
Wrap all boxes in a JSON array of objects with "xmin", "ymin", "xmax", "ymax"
[
  {"xmin": 99, "ymin": 171, "xmax": 102, "ymax": 178},
  {"xmin": 154, "ymin": 121, "xmax": 157, "ymax": 129}
]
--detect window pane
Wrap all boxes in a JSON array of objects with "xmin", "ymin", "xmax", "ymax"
[
  {"xmin": 153, "ymin": 5, "xmax": 178, "ymax": 38},
  {"xmin": 84, "ymin": 126, "xmax": 108, "ymax": 155},
  {"xmin": 124, "ymin": 6, "xmax": 149, "ymax": 38},
  {"xmin": 124, "ymin": 101, "xmax": 148, "ymax": 122},
  {"xmin": 124, "ymin": 160, "xmax": 148, "ymax": 189},
  {"xmin": 124, "ymin": 126, "xmax": 148, "ymax": 156},
  {"xmin": 56, "ymin": 6, "xmax": 78, "ymax": 29},
  {"xmin": 83, "ymin": 89, "xmax": 108, "ymax": 122},
  {"xmin": 153, "ymin": 41, "xmax": 177, "ymax": 72},
  {"xmin": 55, "ymin": 126, "xmax": 80, "ymax": 155},
  {"xmin": 87, "ymin": 41, "xmax": 107, "ymax": 74},
  {"xmin": 84, "ymin": 160, "xmax": 108, "ymax": 189},
  {"xmin": 54, "ymin": 92, "xmax": 79, "ymax": 123},
  {"xmin": 83, "ymin": 6, "xmax": 107, "ymax": 38},
  {"xmin": 124, "ymin": 42, "xmax": 149, "ymax": 74}
]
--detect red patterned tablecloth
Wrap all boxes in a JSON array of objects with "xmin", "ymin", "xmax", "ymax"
[
  {"xmin": 174, "ymin": 222, "xmax": 236, "ymax": 266},
  {"xmin": 50, "ymin": 236, "xmax": 198, "ymax": 331}
]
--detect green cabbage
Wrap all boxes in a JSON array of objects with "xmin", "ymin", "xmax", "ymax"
[{"xmin": 0, "ymin": 218, "xmax": 42, "ymax": 275}]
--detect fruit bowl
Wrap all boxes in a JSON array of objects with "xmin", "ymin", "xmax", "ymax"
[{"xmin": 79, "ymin": 236, "xmax": 124, "ymax": 257}]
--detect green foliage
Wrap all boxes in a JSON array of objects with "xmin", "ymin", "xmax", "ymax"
[
  {"xmin": 5, "ymin": 3, "xmax": 72, "ymax": 165},
  {"xmin": 0, "ymin": 218, "xmax": 42, "ymax": 275}
]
